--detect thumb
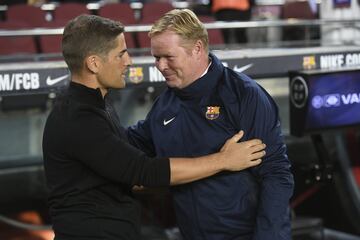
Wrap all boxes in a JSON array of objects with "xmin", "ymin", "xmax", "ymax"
[{"xmin": 231, "ymin": 130, "xmax": 244, "ymax": 143}]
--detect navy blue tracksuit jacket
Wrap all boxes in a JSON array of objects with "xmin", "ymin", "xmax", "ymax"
[{"xmin": 127, "ymin": 53, "xmax": 294, "ymax": 240}]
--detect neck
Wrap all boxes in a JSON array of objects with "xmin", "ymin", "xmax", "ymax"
[
  {"xmin": 194, "ymin": 55, "xmax": 211, "ymax": 80},
  {"xmin": 178, "ymin": 55, "xmax": 210, "ymax": 89},
  {"xmin": 71, "ymin": 73, "xmax": 107, "ymax": 98}
]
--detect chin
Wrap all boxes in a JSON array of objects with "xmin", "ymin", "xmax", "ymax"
[
  {"xmin": 165, "ymin": 80, "xmax": 180, "ymax": 89},
  {"xmin": 117, "ymin": 80, "xmax": 126, "ymax": 89}
]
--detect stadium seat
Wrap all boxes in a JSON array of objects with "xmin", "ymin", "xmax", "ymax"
[
  {"xmin": 137, "ymin": 2, "xmax": 174, "ymax": 48},
  {"xmin": 6, "ymin": 4, "xmax": 46, "ymax": 27},
  {"xmin": 38, "ymin": 2, "xmax": 90, "ymax": 54},
  {"xmin": 282, "ymin": 1, "xmax": 317, "ymax": 20},
  {"xmin": 39, "ymin": 21, "xmax": 65, "ymax": 54},
  {"xmin": 98, "ymin": 3, "xmax": 136, "ymax": 49},
  {"xmin": 281, "ymin": 1, "xmax": 318, "ymax": 43},
  {"xmin": 136, "ymin": 25, "xmax": 151, "ymax": 49},
  {"xmin": 140, "ymin": 2, "xmax": 173, "ymax": 23},
  {"xmin": 98, "ymin": 3, "xmax": 136, "ymax": 24},
  {"xmin": 52, "ymin": 3, "xmax": 90, "ymax": 22},
  {"xmin": 198, "ymin": 16, "xmax": 224, "ymax": 46},
  {"xmin": 0, "ymin": 22, "xmax": 38, "ymax": 55}
]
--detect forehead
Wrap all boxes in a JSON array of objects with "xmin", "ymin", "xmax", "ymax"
[
  {"xmin": 155, "ymin": 31, "xmax": 185, "ymax": 45},
  {"xmin": 114, "ymin": 33, "xmax": 126, "ymax": 49},
  {"xmin": 150, "ymin": 31, "xmax": 187, "ymax": 54},
  {"xmin": 105, "ymin": 33, "xmax": 126, "ymax": 56}
]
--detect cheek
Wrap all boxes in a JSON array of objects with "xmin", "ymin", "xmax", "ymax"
[
  {"xmin": 170, "ymin": 61, "xmax": 182, "ymax": 72},
  {"xmin": 116, "ymin": 63, "xmax": 124, "ymax": 73},
  {"xmin": 180, "ymin": 63, "xmax": 192, "ymax": 76}
]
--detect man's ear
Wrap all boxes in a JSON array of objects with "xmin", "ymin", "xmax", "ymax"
[
  {"xmin": 85, "ymin": 55, "xmax": 101, "ymax": 74},
  {"xmin": 193, "ymin": 40, "xmax": 203, "ymax": 57}
]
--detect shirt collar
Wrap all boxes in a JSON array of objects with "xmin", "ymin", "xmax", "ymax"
[
  {"xmin": 199, "ymin": 59, "xmax": 212, "ymax": 78},
  {"xmin": 173, "ymin": 53, "xmax": 223, "ymax": 100},
  {"xmin": 68, "ymin": 81, "xmax": 105, "ymax": 109}
]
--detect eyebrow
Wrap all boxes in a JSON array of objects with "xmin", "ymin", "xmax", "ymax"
[
  {"xmin": 152, "ymin": 53, "xmax": 173, "ymax": 59},
  {"xmin": 118, "ymin": 48, "xmax": 128, "ymax": 56}
]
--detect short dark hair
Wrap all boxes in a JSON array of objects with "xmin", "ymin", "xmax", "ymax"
[{"xmin": 62, "ymin": 14, "xmax": 125, "ymax": 74}]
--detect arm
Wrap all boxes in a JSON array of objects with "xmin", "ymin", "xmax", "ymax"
[
  {"xmin": 127, "ymin": 112, "xmax": 265, "ymax": 185},
  {"xmin": 69, "ymin": 109, "xmax": 169, "ymax": 187},
  {"xmin": 170, "ymin": 130, "xmax": 264, "ymax": 185},
  {"xmin": 127, "ymin": 119, "xmax": 158, "ymax": 191},
  {"xmin": 240, "ymin": 83, "xmax": 294, "ymax": 240},
  {"xmin": 127, "ymin": 119, "xmax": 156, "ymax": 157},
  {"xmin": 71, "ymin": 109, "xmax": 264, "ymax": 187}
]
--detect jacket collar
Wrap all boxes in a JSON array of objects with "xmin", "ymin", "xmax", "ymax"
[
  {"xmin": 68, "ymin": 81, "xmax": 105, "ymax": 109},
  {"xmin": 173, "ymin": 52, "xmax": 224, "ymax": 100}
]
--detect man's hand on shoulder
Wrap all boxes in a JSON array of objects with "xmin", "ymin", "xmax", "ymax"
[{"xmin": 219, "ymin": 130, "xmax": 265, "ymax": 171}]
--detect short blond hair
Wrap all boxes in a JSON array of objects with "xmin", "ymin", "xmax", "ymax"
[{"xmin": 149, "ymin": 9, "xmax": 209, "ymax": 53}]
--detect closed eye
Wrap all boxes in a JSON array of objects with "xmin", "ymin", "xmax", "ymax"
[{"xmin": 118, "ymin": 49, "xmax": 127, "ymax": 58}]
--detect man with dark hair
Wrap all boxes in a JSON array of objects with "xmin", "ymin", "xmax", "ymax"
[
  {"xmin": 42, "ymin": 14, "xmax": 265, "ymax": 240},
  {"xmin": 127, "ymin": 9, "xmax": 294, "ymax": 240}
]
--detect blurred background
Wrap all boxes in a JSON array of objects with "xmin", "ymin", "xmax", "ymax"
[{"xmin": 0, "ymin": 0, "xmax": 360, "ymax": 239}]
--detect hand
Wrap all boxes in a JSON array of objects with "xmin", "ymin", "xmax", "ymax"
[{"xmin": 220, "ymin": 130, "xmax": 265, "ymax": 171}]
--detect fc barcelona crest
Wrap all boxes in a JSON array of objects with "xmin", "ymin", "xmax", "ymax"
[
  {"xmin": 205, "ymin": 106, "xmax": 220, "ymax": 120},
  {"xmin": 302, "ymin": 55, "xmax": 316, "ymax": 70},
  {"xmin": 128, "ymin": 67, "xmax": 144, "ymax": 84}
]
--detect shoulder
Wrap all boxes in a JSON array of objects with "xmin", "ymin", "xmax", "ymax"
[
  {"xmin": 219, "ymin": 67, "xmax": 260, "ymax": 99},
  {"xmin": 51, "ymin": 95, "xmax": 108, "ymax": 136},
  {"xmin": 225, "ymin": 68, "xmax": 257, "ymax": 88},
  {"xmin": 150, "ymin": 88, "xmax": 177, "ymax": 110}
]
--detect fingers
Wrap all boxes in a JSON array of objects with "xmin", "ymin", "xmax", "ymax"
[
  {"xmin": 244, "ymin": 138, "xmax": 263, "ymax": 146},
  {"xmin": 230, "ymin": 130, "xmax": 244, "ymax": 143},
  {"xmin": 250, "ymin": 143, "xmax": 266, "ymax": 152},
  {"xmin": 249, "ymin": 159, "xmax": 262, "ymax": 167},
  {"xmin": 252, "ymin": 150, "xmax": 266, "ymax": 159}
]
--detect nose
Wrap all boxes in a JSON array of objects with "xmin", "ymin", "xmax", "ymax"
[
  {"xmin": 125, "ymin": 51, "xmax": 132, "ymax": 66},
  {"xmin": 156, "ymin": 58, "xmax": 167, "ymax": 72}
]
